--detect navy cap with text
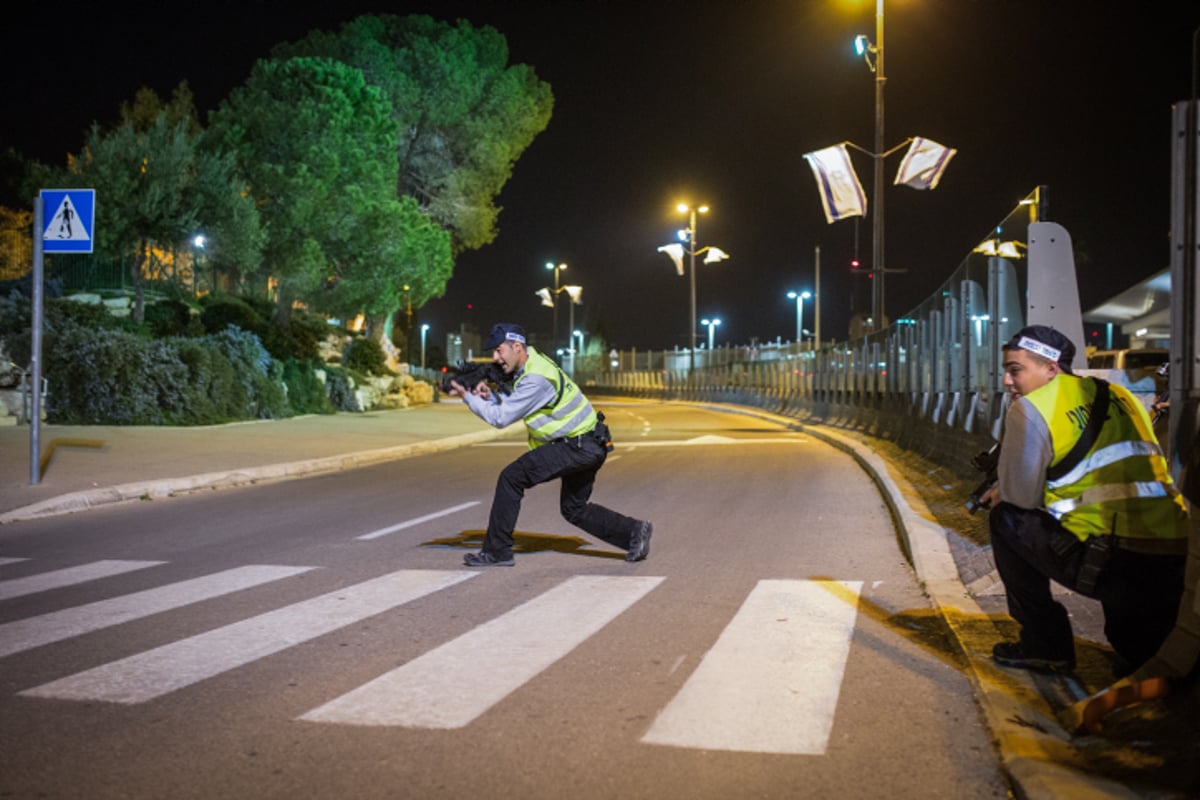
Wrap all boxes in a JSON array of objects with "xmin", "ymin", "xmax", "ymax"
[{"xmin": 483, "ymin": 323, "xmax": 527, "ymax": 350}]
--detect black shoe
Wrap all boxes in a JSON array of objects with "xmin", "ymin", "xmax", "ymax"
[
  {"xmin": 463, "ymin": 551, "xmax": 514, "ymax": 567},
  {"xmin": 992, "ymin": 641, "xmax": 1074, "ymax": 673},
  {"xmin": 626, "ymin": 521, "xmax": 653, "ymax": 562}
]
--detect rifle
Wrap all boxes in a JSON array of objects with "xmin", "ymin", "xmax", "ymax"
[
  {"xmin": 439, "ymin": 360, "xmax": 512, "ymax": 394},
  {"xmin": 965, "ymin": 443, "xmax": 1000, "ymax": 515}
]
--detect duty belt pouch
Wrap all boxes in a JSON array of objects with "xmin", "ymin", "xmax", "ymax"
[
  {"xmin": 593, "ymin": 411, "xmax": 614, "ymax": 453},
  {"xmin": 1075, "ymin": 535, "xmax": 1115, "ymax": 596}
]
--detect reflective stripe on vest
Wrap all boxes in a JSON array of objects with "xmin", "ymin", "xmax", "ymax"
[
  {"xmin": 1023, "ymin": 375, "xmax": 1187, "ymax": 543},
  {"xmin": 518, "ymin": 348, "xmax": 597, "ymax": 448}
]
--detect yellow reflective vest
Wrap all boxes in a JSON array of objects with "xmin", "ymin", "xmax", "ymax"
[
  {"xmin": 518, "ymin": 348, "xmax": 598, "ymax": 449},
  {"xmin": 1023, "ymin": 374, "xmax": 1187, "ymax": 545}
]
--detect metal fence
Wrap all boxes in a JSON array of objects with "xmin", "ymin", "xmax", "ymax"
[{"xmin": 575, "ymin": 188, "xmax": 1081, "ymax": 469}]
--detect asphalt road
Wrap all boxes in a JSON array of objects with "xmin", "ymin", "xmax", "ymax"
[{"xmin": 0, "ymin": 404, "xmax": 1009, "ymax": 799}]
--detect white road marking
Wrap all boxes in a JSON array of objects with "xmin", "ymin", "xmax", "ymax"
[
  {"xmin": 0, "ymin": 557, "xmax": 30, "ymax": 567},
  {"xmin": 626, "ymin": 435, "xmax": 807, "ymax": 447},
  {"xmin": 300, "ymin": 574, "xmax": 664, "ymax": 728},
  {"xmin": 641, "ymin": 579, "xmax": 862, "ymax": 755},
  {"xmin": 0, "ymin": 565, "xmax": 312, "ymax": 659},
  {"xmin": 21, "ymin": 570, "xmax": 475, "ymax": 704},
  {"xmin": 0, "ymin": 560, "xmax": 165, "ymax": 600},
  {"xmin": 357, "ymin": 502, "xmax": 481, "ymax": 540}
]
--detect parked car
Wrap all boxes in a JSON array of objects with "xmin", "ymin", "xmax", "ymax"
[
  {"xmin": 1083, "ymin": 348, "xmax": 1169, "ymax": 417},
  {"xmin": 1087, "ymin": 348, "xmax": 1169, "ymax": 372}
]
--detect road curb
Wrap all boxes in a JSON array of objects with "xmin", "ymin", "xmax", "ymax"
[
  {"xmin": 687, "ymin": 402, "xmax": 1133, "ymax": 799},
  {"xmin": 0, "ymin": 427, "xmax": 508, "ymax": 525}
]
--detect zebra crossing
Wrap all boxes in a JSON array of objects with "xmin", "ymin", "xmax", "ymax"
[{"xmin": 1, "ymin": 558, "xmax": 863, "ymax": 755}]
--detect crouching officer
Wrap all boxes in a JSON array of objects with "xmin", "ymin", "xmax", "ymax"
[
  {"xmin": 449, "ymin": 323, "xmax": 653, "ymax": 567},
  {"xmin": 980, "ymin": 325, "xmax": 1188, "ymax": 674}
]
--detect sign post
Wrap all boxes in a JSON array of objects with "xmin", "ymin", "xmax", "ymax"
[{"xmin": 31, "ymin": 189, "xmax": 95, "ymax": 484}]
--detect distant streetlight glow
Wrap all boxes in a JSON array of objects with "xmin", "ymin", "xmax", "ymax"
[
  {"xmin": 787, "ymin": 290, "xmax": 812, "ymax": 344},
  {"xmin": 700, "ymin": 317, "xmax": 721, "ymax": 351},
  {"xmin": 420, "ymin": 323, "xmax": 430, "ymax": 369}
]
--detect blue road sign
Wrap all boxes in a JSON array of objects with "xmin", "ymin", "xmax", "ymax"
[{"xmin": 40, "ymin": 189, "xmax": 95, "ymax": 253}]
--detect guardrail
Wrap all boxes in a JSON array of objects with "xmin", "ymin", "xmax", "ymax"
[{"xmin": 577, "ymin": 187, "xmax": 1082, "ymax": 475}]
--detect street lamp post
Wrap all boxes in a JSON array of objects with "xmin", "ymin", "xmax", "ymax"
[
  {"xmin": 573, "ymin": 329, "xmax": 584, "ymax": 355},
  {"xmin": 700, "ymin": 317, "xmax": 721, "ymax": 352},
  {"xmin": 787, "ymin": 290, "xmax": 811, "ymax": 346},
  {"xmin": 420, "ymin": 323, "xmax": 429, "ymax": 370},
  {"xmin": 682, "ymin": 205, "xmax": 706, "ymax": 370},
  {"xmin": 856, "ymin": 0, "xmax": 887, "ymax": 327},
  {"xmin": 191, "ymin": 234, "xmax": 205, "ymax": 296},
  {"xmin": 546, "ymin": 262, "xmax": 566, "ymax": 353},
  {"xmin": 657, "ymin": 205, "xmax": 730, "ymax": 371}
]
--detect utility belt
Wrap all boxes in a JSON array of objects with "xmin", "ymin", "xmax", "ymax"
[
  {"xmin": 1050, "ymin": 527, "xmax": 1187, "ymax": 595},
  {"xmin": 547, "ymin": 412, "xmax": 614, "ymax": 453}
]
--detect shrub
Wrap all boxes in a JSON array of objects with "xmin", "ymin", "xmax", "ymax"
[
  {"xmin": 323, "ymin": 366, "xmax": 360, "ymax": 412},
  {"xmin": 343, "ymin": 336, "xmax": 390, "ymax": 376},
  {"xmin": 44, "ymin": 325, "xmax": 188, "ymax": 424},
  {"xmin": 209, "ymin": 327, "xmax": 289, "ymax": 419},
  {"xmin": 282, "ymin": 358, "xmax": 333, "ymax": 415},
  {"xmin": 144, "ymin": 299, "xmax": 195, "ymax": 338},
  {"xmin": 260, "ymin": 310, "xmax": 325, "ymax": 363},
  {"xmin": 200, "ymin": 296, "xmax": 264, "ymax": 338}
]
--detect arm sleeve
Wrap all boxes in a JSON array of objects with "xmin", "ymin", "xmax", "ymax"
[
  {"xmin": 997, "ymin": 398, "xmax": 1054, "ymax": 509},
  {"xmin": 463, "ymin": 373, "xmax": 558, "ymax": 429}
]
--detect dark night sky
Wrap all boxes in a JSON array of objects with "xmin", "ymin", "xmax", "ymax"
[{"xmin": 3, "ymin": 1, "xmax": 1198, "ymax": 352}]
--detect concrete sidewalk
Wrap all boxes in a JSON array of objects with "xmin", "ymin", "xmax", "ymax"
[
  {"xmin": 0, "ymin": 401, "xmax": 513, "ymax": 523},
  {"xmin": 0, "ymin": 398, "xmax": 1184, "ymax": 798}
]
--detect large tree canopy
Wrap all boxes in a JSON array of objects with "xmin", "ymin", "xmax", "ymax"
[
  {"xmin": 210, "ymin": 56, "xmax": 402, "ymax": 321},
  {"xmin": 59, "ymin": 87, "xmax": 262, "ymax": 322},
  {"xmin": 274, "ymin": 14, "xmax": 554, "ymax": 254}
]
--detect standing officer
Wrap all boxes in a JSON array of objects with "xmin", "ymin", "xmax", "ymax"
[
  {"xmin": 450, "ymin": 323, "xmax": 653, "ymax": 567},
  {"xmin": 980, "ymin": 325, "xmax": 1188, "ymax": 674}
]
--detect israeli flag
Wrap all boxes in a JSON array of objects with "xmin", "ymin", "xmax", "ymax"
[{"xmin": 803, "ymin": 145, "xmax": 867, "ymax": 224}]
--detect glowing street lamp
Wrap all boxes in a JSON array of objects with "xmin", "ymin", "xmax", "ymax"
[
  {"xmin": 657, "ymin": 203, "xmax": 730, "ymax": 371},
  {"xmin": 787, "ymin": 290, "xmax": 812, "ymax": 345},
  {"xmin": 420, "ymin": 323, "xmax": 430, "ymax": 369},
  {"xmin": 700, "ymin": 317, "xmax": 722, "ymax": 352},
  {"xmin": 536, "ymin": 272, "xmax": 582, "ymax": 356}
]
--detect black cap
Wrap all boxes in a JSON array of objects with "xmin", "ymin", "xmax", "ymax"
[
  {"xmin": 1004, "ymin": 324, "xmax": 1076, "ymax": 373},
  {"xmin": 483, "ymin": 323, "xmax": 527, "ymax": 350}
]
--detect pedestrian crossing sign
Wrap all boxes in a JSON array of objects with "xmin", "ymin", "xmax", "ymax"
[{"xmin": 40, "ymin": 189, "xmax": 95, "ymax": 253}]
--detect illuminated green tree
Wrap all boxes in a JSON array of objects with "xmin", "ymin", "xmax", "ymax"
[
  {"xmin": 275, "ymin": 13, "xmax": 554, "ymax": 254},
  {"xmin": 59, "ymin": 98, "xmax": 261, "ymax": 323},
  {"xmin": 211, "ymin": 56, "xmax": 407, "ymax": 325}
]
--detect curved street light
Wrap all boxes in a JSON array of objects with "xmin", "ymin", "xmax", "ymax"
[
  {"xmin": 657, "ymin": 203, "xmax": 730, "ymax": 371},
  {"xmin": 700, "ymin": 317, "xmax": 722, "ymax": 352},
  {"xmin": 787, "ymin": 290, "xmax": 812, "ymax": 345}
]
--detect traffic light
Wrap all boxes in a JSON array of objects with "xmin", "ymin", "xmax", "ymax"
[{"xmin": 850, "ymin": 258, "xmax": 860, "ymax": 271}]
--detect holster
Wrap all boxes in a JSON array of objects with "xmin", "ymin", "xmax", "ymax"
[
  {"xmin": 1075, "ymin": 535, "xmax": 1115, "ymax": 595},
  {"xmin": 592, "ymin": 412, "xmax": 614, "ymax": 453}
]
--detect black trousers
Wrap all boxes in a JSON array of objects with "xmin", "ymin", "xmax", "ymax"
[
  {"xmin": 989, "ymin": 502, "xmax": 1185, "ymax": 668},
  {"xmin": 482, "ymin": 434, "xmax": 641, "ymax": 558}
]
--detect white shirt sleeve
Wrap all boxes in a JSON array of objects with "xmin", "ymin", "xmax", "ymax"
[
  {"xmin": 997, "ymin": 397, "xmax": 1054, "ymax": 509},
  {"xmin": 463, "ymin": 370, "xmax": 558, "ymax": 429}
]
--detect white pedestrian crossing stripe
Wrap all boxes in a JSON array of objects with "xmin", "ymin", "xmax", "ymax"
[
  {"xmin": 641, "ymin": 579, "xmax": 862, "ymax": 754},
  {"xmin": 0, "ymin": 565, "xmax": 312, "ymax": 659},
  {"xmin": 643, "ymin": 578, "xmax": 859, "ymax": 753},
  {"xmin": 0, "ymin": 559, "xmax": 165, "ymax": 600},
  {"xmin": 6, "ymin": 562, "xmax": 867, "ymax": 756},
  {"xmin": 20, "ymin": 570, "xmax": 475, "ymax": 704},
  {"xmin": 300, "ymin": 575, "xmax": 664, "ymax": 728}
]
